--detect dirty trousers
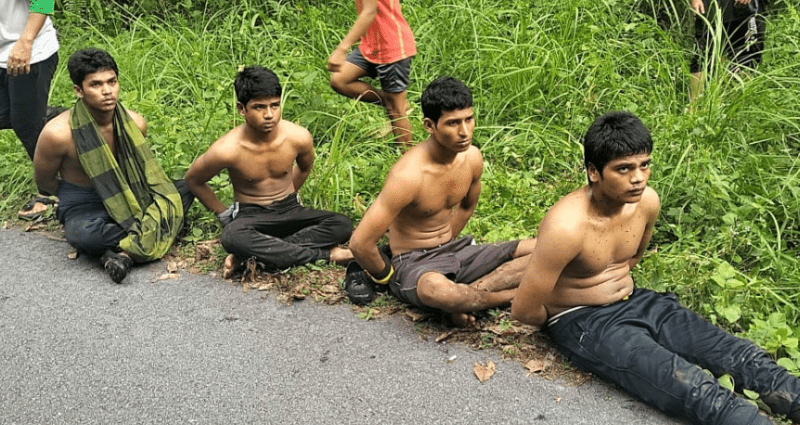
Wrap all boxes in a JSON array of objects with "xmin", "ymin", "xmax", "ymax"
[{"xmin": 546, "ymin": 289, "xmax": 800, "ymax": 425}]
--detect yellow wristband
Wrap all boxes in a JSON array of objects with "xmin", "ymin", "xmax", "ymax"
[{"xmin": 372, "ymin": 265, "xmax": 394, "ymax": 284}]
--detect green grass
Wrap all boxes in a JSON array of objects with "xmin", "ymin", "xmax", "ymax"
[{"xmin": 1, "ymin": 0, "xmax": 798, "ymax": 374}]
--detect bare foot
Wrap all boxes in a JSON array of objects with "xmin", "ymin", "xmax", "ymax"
[
  {"xmin": 449, "ymin": 312, "xmax": 476, "ymax": 328},
  {"xmin": 329, "ymin": 246, "xmax": 354, "ymax": 265},
  {"xmin": 222, "ymin": 254, "xmax": 240, "ymax": 279}
]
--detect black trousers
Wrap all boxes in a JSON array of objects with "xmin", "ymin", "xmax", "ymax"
[
  {"xmin": 220, "ymin": 194, "xmax": 352, "ymax": 271},
  {"xmin": 0, "ymin": 53, "xmax": 58, "ymax": 160},
  {"xmin": 57, "ymin": 180, "xmax": 194, "ymax": 257}
]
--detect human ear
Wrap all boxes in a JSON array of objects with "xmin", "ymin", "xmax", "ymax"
[
  {"xmin": 236, "ymin": 102, "xmax": 245, "ymax": 116},
  {"xmin": 587, "ymin": 163, "xmax": 601, "ymax": 183},
  {"xmin": 423, "ymin": 117, "xmax": 436, "ymax": 135}
]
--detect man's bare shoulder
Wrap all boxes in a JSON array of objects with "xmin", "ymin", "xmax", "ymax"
[
  {"xmin": 539, "ymin": 188, "xmax": 590, "ymax": 242},
  {"xmin": 464, "ymin": 145, "xmax": 483, "ymax": 174},
  {"xmin": 279, "ymin": 120, "xmax": 313, "ymax": 148},
  {"xmin": 640, "ymin": 186, "xmax": 661, "ymax": 216},
  {"xmin": 125, "ymin": 109, "xmax": 147, "ymax": 134},
  {"xmin": 39, "ymin": 112, "xmax": 73, "ymax": 147},
  {"xmin": 204, "ymin": 125, "xmax": 247, "ymax": 162}
]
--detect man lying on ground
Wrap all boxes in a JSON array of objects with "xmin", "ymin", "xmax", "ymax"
[
  {"xmin": 185, "ymin": 65, "xmax": 353, "ymax": 278},
  {"xmin": 512, "ymin": 111, "xmax": 800, "ymax": 425},
  {"xmin": 34, "ymin": 48, "xmax": 193, "ymax": 284},
  {"xmin": 349, "ymin": 76, "xmax": 535, "ymax": 326}
]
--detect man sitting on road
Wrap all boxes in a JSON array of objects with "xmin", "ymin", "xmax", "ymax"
[
  {"xmin": 34, "ymin": 48, "xmax": 194, "ymax": 284},
  {"xmin": 512, "ymin": 111, "xmax": 800, "ymax": 425},
  {"xmin": 185, "ymin": 65, "xmax": 353, "ymax": 278},
  {"xmin": 349, "ymin": 76, "xmax": 535, "ymax": 325}
]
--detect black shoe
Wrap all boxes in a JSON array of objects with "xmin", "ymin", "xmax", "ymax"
[
  {"xmin": 101, "ymin": 250, "xmax": 133, "ymax": 284},
  {"xmin": 344, "ymin": 261, "xmax": 377, "ymax": 305}
]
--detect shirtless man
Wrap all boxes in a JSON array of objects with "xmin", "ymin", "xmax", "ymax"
[
  {"xmin": 349, "ymin": 76, "xmax": 535, "ymax": 325},
  {"xmin": 34, "ymin": 48, "xmax": 193, "ymax": 283},
  {"xmin": 185, "ymin": 65, "xmax": 353, "ymax": 278},
  {"xmin": 512, "ymin": 111, "xmax": 800, "ymax": 425}
]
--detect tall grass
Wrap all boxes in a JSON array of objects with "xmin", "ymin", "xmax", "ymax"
[{"xmin": 1, "ymin": 0, "xmax": 798, "ymax": 370}]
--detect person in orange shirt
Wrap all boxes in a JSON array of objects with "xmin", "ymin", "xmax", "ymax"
[{"xmin": 327, "ymin": 0, "xmax": 416, "ymax": 148}]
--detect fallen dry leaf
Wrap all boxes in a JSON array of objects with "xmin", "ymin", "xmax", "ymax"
[
  {"xmin": 67, "ymin": 249, "xmax": 79, "ymax": 260},
  {"xmin": 435, "ymin": 330, "xmax": 457, "ymax": 343},
  {"xmin": 474, "ymin": 360, "xmax": 496, "ymax": 383},
  {"xmin": 156, "ymin": 273, "xmax": 180, "ymax": 281},
  {"xmin": 404, "ymin": 309, "xmax": 430, "ymax": 322},
  {"xmin": 166, "ymin": 261, "xmax": 178, "ymax": 273},
  {"xmin": 525, "ymin": 357, "xmax": 554, "ymax": 375}
]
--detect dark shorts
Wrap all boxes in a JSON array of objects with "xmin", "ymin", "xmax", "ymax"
[
  {"xmin": 389, "ymin": 235, "xmax": 519, "ymax": 308},
  {"xmin": 346, "ymin": 47, "xmax": 412, "ymax": 93}
]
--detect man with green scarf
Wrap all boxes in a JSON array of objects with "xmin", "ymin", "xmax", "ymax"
[{"xmin": 33, "ymin": 48, "xmax": 193, "ymax": 283}]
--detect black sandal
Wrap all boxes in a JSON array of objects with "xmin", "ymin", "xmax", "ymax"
[{"xmin": 17, "ymin": 196, "xmax": 57, "ymax": 221}]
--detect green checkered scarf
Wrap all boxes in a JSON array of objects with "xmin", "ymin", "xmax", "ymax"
[{"xmin": 70, "ymin": 100, "xmax": 184, "ymax": 262}]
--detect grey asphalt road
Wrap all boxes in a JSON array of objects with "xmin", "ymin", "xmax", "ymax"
[{"xmin": 0, "ymin": 229, "xmax": 684, "ymax": 425}]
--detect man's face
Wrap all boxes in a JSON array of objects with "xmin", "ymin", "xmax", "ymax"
[
  {"xmin": 74, "ymin": 69, "xmax": 119, "ymax": 113},
  {"xmin": 590, "ymin": 153, "xmax": 651, "ymax": 203},
  {"xmin": 425, "ymin": 107, "xmax": 475, "ymax": 153},
  {"xmin": 239, "ymin": 96, "xmax": 281, "ymax": 134}
]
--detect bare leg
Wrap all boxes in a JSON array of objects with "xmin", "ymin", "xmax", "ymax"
[
  {"xmin": 330, "ymin": 62, "xmax": 382, "ymax": 104},
  {"xmin": 417, "ymin": 272, "xmax": 517, "ymax": 327},
  {"xmin": 331, "ymin": 62, "xmax": 412, "ymax": 147},
  {"xmin": 329, "ymin": 246, "xmax": 354, "ymax": 265},
  {"xmin": 470, "ymin": 238, "xmax": 536, "ymax": 292},
  {"xmin": 383, "ymin": 91, "xmax": 413, "ymax": 148},
  {"xmin": 470, "ymin": 255, "xmax": 530, "ymax": 292}
]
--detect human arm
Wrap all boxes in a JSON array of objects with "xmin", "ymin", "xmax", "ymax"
[
  {"xmin": 33, "ymin": 122, "xmax": 67, "ymax": 196},
  {"xmin": 627, "ymin": 188, "xmax": 660, "ymax": 270},
  {"xmin": 184, "ymin": 146, "xmax": 229, "ymax": 216},
  {"xmin": 511, "ymin": 211, "xmax": 582, "ymax": 329},
  {"xmin": 292, "ymin": 131, "xmax": 314, "ymax": 192},
  {"xmin": 691, "ymin": 0, "xmax": 706, "ymax": 13},
  {"xmin": 350, "ymin": 169, "xmax": 418, "ymax": 280},
  {"xmin": 450, "ymin": 149, "xmax": 482, "ymax": 237},
  {"xmin": 7, "ymin": 12, "xmax": 48, "ymax": 76},
  {"xmin": 326, "ymin": 0, "xmax": 378, "ymax": 72}
]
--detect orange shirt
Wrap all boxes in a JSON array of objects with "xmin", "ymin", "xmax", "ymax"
[{"xmin": 356, "ymin": 0, "xmax": 416, "ymax": 64}]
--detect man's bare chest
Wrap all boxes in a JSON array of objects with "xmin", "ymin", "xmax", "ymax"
[{"xmin": 411, "ymin": 174, "xmax": 473, "ymax": 215}]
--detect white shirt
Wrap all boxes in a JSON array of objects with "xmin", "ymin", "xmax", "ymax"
[{"xmin": 0, "ymin": 0, "xmax": 59, "ymax": 68}]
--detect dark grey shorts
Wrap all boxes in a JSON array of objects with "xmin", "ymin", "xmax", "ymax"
[
  {"xmin": 389, "ymin": 235, "xmax": 519, "ymax": 308},
  {"xmin": 346, "ymin": 46, "xmax": 413, "ymax": 93}
]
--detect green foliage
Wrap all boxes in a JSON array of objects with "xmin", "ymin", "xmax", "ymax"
[{"xmin": 1, "ymin": 0, "xmax": 798, "ymax": 373}]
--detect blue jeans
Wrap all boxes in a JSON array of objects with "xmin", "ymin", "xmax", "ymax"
[{"xmin": 546, "ymin": 289, "xmax": 800, "ymax": 425}]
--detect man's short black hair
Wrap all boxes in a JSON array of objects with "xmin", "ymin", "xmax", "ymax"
[
  {"xmin": 583, "ymin": 111, "xmax": 653, "ymax": 184},
  {"xmin": 68, "ymin": 48, "xmax": 119, "ymax": 87},
  {"xmin": 234, "ymin": 65, "xmax": 282, "ymax": 106},
  {"xmin": 421, "ymin": 76, "xmax": 473, "ymax": 124}
]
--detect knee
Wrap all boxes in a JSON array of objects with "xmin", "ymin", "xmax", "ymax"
[
  {"xmin": 331, "ymin": 214, "xmax": 353, "ymax": 242},
  {"xmin": 416, "ymin": 273, "xmax": 450, "ymax": 309},
  {"xmin": 220, "ymin": 224, "xmax": 246, "ymax": 254},
  {"xmin": 383, "ymin": 93, "xmax": 408, "ymax": 117},
  {"xmin": 329, "ymin": 73, "xmax": 348, "ymax": 94},
  {"xmin": 64, "ymin": 218, "xmax": 114, "ymax": 256}
]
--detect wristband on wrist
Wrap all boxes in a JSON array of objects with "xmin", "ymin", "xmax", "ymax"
[
  {"xmin": 372, "ymin": 265, "xmax": 394, "ymax": 284},
  {"xmin": 368, "ymin": 249, "xmax": 393, "ymax": 283}
]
